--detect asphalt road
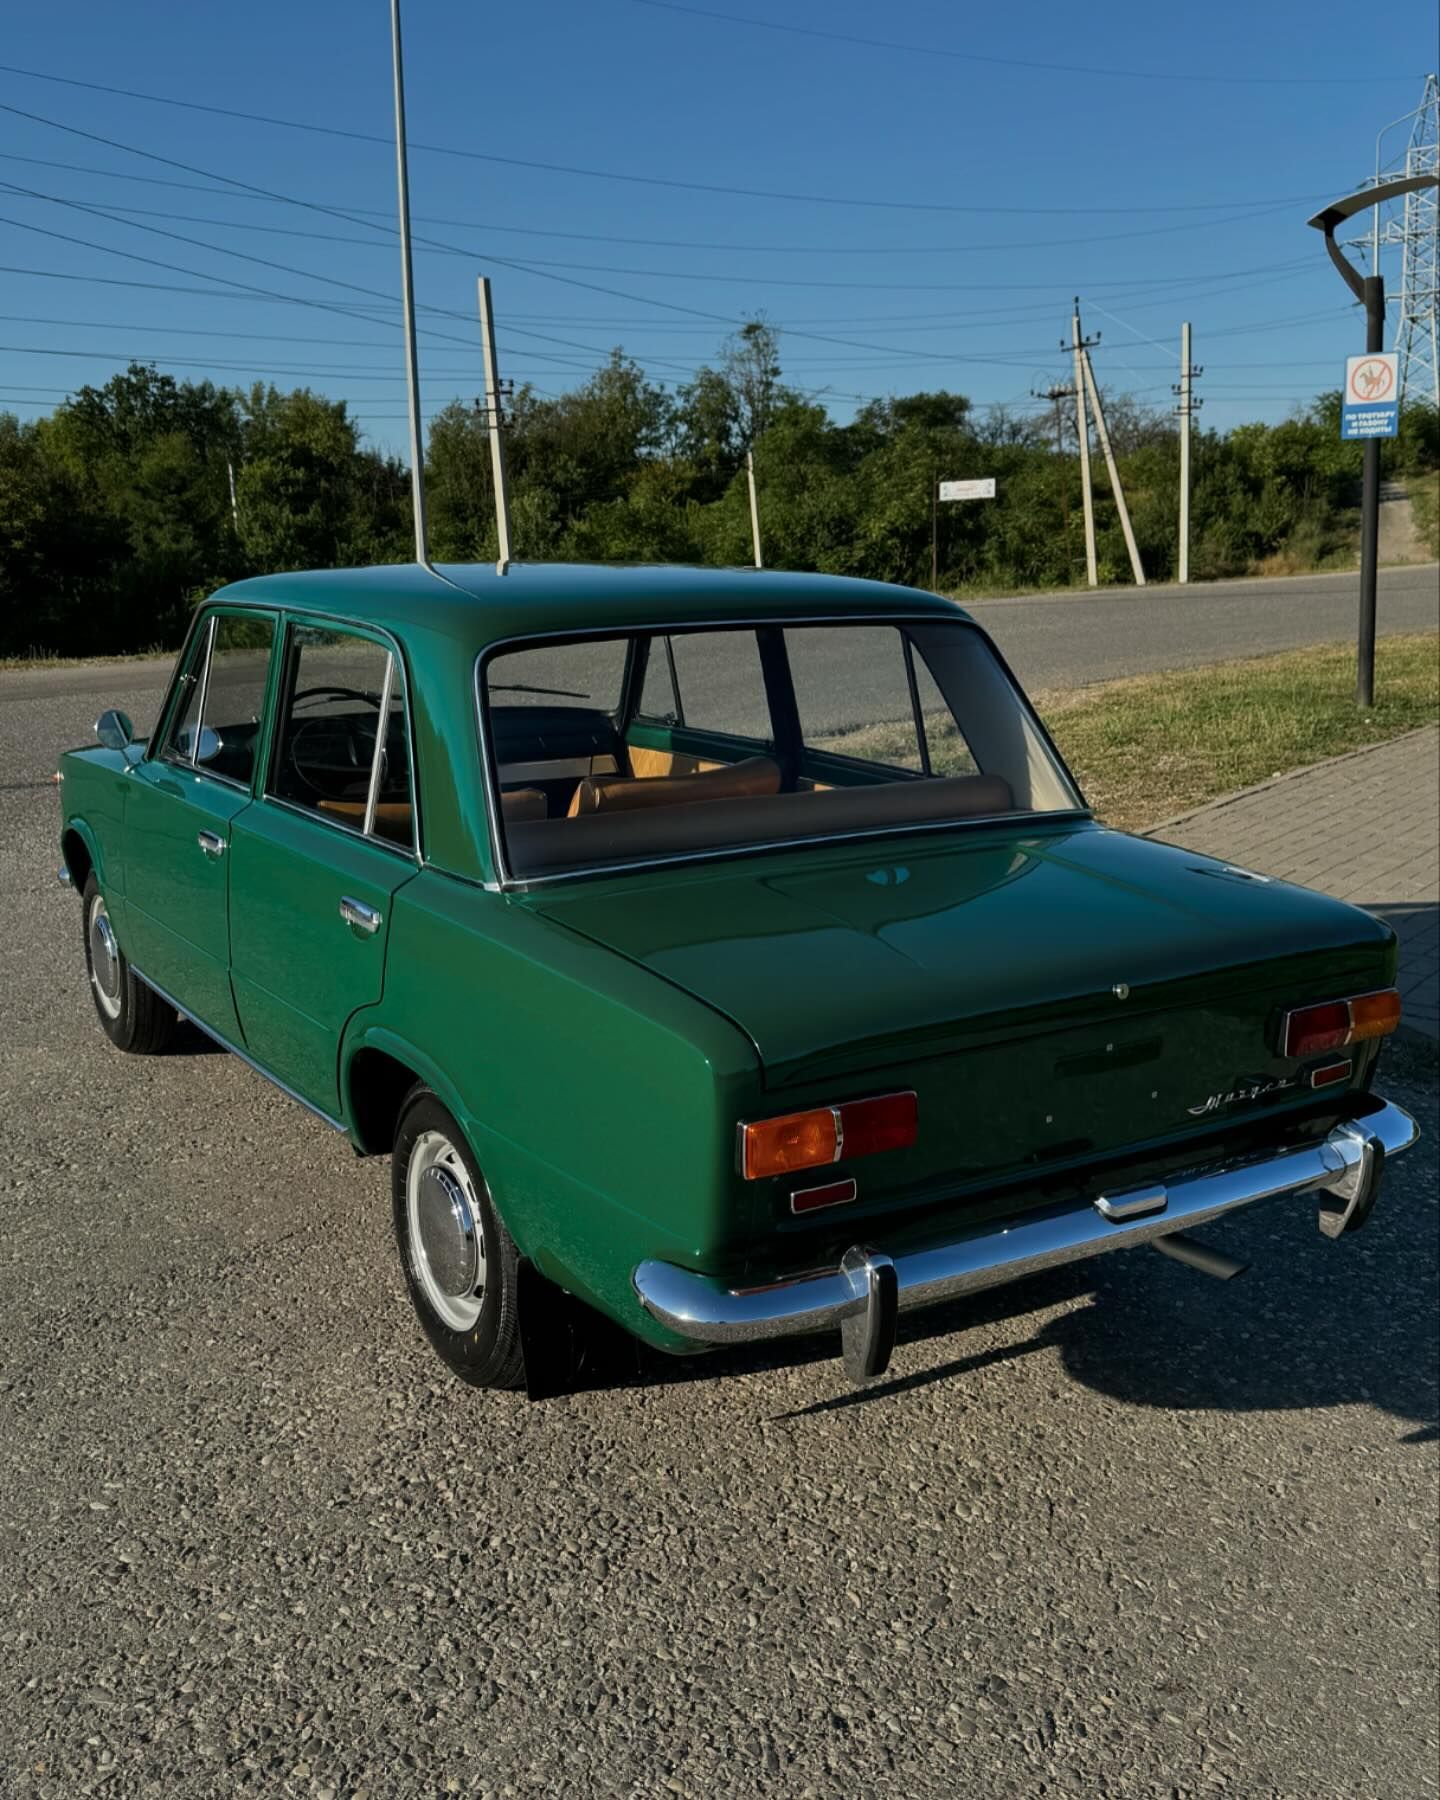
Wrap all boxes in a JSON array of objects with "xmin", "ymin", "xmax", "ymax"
[
  {"xmin": 1, "ymin": 666, "xmax": 1437, "ymax": 1797},
  {"xmin": 9, "ymin": 563, "xmax": 1438, "ymax": 745}
]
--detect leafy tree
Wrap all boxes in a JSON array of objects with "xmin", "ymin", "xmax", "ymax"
[{"xmin": 3, "ymin": 338, "xmax": 1437, "ymax": 658}]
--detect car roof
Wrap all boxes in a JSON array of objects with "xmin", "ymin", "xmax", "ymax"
[{"xmin": 209, "ymin": 561, "xmax": 971, "ymax": 648}]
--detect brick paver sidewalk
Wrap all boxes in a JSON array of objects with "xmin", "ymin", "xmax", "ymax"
[{"xmin": 1150, "ymin": 725, "xmax": 1439, "ymax": 1040}]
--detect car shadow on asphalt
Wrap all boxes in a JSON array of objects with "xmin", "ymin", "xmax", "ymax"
[{"xmin": 162, "ymin": 1018, "xmax": 226, "ymax": 1057}]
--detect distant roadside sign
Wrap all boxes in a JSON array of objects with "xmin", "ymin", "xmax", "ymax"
[
  {"xmin": 939, "ymin": 478, "xmax": 996, "ymax": 501},
  {"xmin": 1340, "ymin": 353, "xmax": 1399, "ymax": 440}
]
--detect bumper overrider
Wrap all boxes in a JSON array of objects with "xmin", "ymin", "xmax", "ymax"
[{"xmin": 635, "ymin": 1099, "xmax": 1420, "ymax": 1384}]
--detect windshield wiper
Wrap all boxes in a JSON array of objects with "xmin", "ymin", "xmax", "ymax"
[{"xmin": 490, "ymin": 682, "xmax": 590, "ymax": 699}]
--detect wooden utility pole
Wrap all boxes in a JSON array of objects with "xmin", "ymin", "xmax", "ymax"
[
  {"xmin": 1068, "ymin": 301, "xmax": 1098, "ymax": 587},
  {"xmin": 476, "ymin": 275, "xmax": 514, "ymax": 576},
  {"xmin": 745, "ymin": 450, "xmax": 762, "ymax": 568},
  {"xmin": 1034, "ymin": 381, "xmax": 1075, "ymax": 580},
  {"xmin": 1080, "ymin": 348, "xmax": 1146, "ymax": 587},
  {"xmin": 1173, "ymin": 322, "xmax": 1203, "ymax": 584},
  {"xmin": 930, "ymin": 476, "xmax": 939, "ymax": 589}
]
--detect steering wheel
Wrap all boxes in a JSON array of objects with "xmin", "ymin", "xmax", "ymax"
[{"xmin": 287, "ymin": 685, "xmax": 384, "ymax": 799}]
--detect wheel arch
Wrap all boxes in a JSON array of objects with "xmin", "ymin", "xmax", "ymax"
[
  {"xmin": 61, "ymin": 819, "xmax": 102, "ymax": 891},
  {"xmin": 341, "ymin": 1027, "xmax": 472, "ymax": 1160}
]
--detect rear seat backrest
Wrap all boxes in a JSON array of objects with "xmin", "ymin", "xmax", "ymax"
[{"xmin": 567, "ymin": 755, "xmax": 781, "ymax": 818}]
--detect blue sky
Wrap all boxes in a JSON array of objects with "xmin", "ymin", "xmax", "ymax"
[{"xmin": 0, "ymin": 0, "xmax": 1434, "ymax": 456}]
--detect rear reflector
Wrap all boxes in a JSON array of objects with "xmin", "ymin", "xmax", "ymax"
[
  {"xmin": 1282, "ymin": 989, "xmax": 1401, "ymax": 1058},
  {"xmin": 790, "ymin": 1176, "xmax": 858, "ymax": 1215},
  {"xmin": 739, "ymin": 1090, "xmax": 918, "ymax": 1180},
  {"xmin": 1309, "ymin": 1059, "xmax": 1353, "ymax": 1089}
]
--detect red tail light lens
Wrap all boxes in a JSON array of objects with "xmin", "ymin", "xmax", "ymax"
[
  {"xmin": 739, "ymin": 1090, "xmax": 917, "ymax": 1180},
  {"xmin": 839, "ymin": 1091, "xmax": 919, "ymax": 1160},
  {"xmin": 1283, "ymin": 1001, "xmax": 1351, "ymax": 1056},
  {"xmin": 1281, "ymin": 989, "xmax": 1401, "ymax": 1058}
]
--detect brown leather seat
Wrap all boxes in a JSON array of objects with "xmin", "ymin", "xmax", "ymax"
[
  {"xmin": 567, "ymin": 756, "xmax": 781, "ymax": 819},
  {"xmin": 499, "ymin": 786, "xmax": 547, "ymax": 823},
  {"xmin": 317, "ymin": 786, "xmax": 545, "ymax": 846}
]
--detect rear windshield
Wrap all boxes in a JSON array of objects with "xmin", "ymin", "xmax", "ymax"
[{"xmin": 481, "ymin": 620, "xmax": 1083, "ymax": 879}]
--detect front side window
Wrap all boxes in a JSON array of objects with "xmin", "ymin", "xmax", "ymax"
[
  {"xmin": 161, "ymin": 610, "xmax": 275, "ymax": 788},
  {"xmin": 481, "ymin": 619, "xmax": 1082, "ymax": 880},
  {"xmin": 267, "ymin": 624, "xmax": 414, "ymax": 851}
]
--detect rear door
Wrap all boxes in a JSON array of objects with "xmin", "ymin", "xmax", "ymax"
[
  {"xmin": 227, "ymin": 619, "xmax": 419, "ymax": 1116},
  {"xmin": 122, "ymin": 609, "xmax": 277, "ymax": 1038}
]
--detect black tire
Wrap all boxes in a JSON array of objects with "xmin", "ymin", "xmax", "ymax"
[
  {"xmin": 391, "ymin": 1086, "xmax": 524, "ymax": 1389},
  {"xmin": 80, "ymin": 873, "xmax": 178, "ymax": 1055}
]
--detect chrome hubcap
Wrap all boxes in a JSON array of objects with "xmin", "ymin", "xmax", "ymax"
[
  {"xmin": 406, "ymin": 1131, "xmax": 487, "ymax": 1332},
  {"xmin": 88, "ymin": 896, "xmax": 122, "ymax": 1020}
]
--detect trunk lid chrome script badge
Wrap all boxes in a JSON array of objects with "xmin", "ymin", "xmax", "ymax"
[{"xmin": 1188, "ymin": 1076, "xmax": 1297, "ymax": 1117}]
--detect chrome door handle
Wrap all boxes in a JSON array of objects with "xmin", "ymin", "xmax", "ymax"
[
  {"xmin": 197, "ymin": 830, "xmax": 226, "ymax": 859},
  {"xmin": 339, "ymin": 896, "xmax": 383, "ymax": 936}
]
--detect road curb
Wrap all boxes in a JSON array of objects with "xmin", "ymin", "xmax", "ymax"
[{"xmin": 1144, "ymin": 724, "xmax": 1440, "ymax": 837}]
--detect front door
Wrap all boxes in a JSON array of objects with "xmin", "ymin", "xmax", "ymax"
[
  {"xmin": 228, "ymin": 620, "xmax": 419, "ymax": 1116},
  {"xmin": 122, "ymin": 610, "xmax": 277, "ymax": 1039}
]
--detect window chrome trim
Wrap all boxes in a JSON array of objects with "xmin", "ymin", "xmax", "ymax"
[
  {"xmin": 189, "ymin": 614, "xmax": 217, "ymax": 767},
  {"xmin": 473, "ymin": 612, "xmax": 1089, "ymax": 890},
  {"xmin": 268, "ymin": 611, "xmax": 422, "ymax": 865},
  {"xmin": 131, "ymin": 966, "xmax": 347, "ymax": 1132},
  {"xmin": 363, "ymin": 651, "xmax": 396, "ymax": 839}
]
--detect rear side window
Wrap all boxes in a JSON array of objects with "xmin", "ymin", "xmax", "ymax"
[
  {"xmin": 786, "ymin": 624, "xmax": 978, "ymax": 777},
  {"xmin": 161, "ymin": 611, "xmax": 275, "ymax": 789},
  {"xmin": 643, "ymin": 630, "xmax": 770, "ymax": 743},
  {"xmin": 267, "ymin": 624, "xmax": 415, "ymax": 852}
]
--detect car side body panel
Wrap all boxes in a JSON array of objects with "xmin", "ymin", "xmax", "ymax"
[{"xmin": 341, "ymin": 870, "xmax": 762, "ymax": 1343}]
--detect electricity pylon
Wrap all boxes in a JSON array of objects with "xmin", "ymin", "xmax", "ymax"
[{"xmin": 1371, "ymin": 75, "xmax": 1439, "ymax": 409}]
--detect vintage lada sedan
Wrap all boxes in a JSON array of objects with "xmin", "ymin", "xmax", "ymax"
[{"xmin": 58, "ymin": 564, "xmax": 1418, "ymax": 1391}]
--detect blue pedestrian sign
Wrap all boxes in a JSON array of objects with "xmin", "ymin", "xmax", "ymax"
[{"xmin": 1340, "ymin": 353, "xmax": 1400, "ymax": 439}]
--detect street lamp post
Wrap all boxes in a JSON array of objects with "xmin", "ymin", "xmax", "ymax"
[{"xmin": 1307, "ymin": 174, "xmax": 1438, "ymax": 707}]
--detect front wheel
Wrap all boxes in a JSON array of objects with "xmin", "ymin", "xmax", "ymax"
[
  {"xmin": 391, "ymin": 1088, "xmax": 524, "ymax": 1389},
  {"xmin": 81, "ymin": 874, "xmax": 177, "ymax": 1054}
]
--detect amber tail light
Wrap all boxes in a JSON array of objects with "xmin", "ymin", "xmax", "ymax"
[
  {"xmin": 739, "ymin": 1092, "xmax": 918, "ymax": 1181},
  {"xmin": 1281, "ymin": 989, "xmax": 1401, "ymax": 1058}
]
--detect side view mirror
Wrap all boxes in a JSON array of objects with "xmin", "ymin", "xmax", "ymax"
[
  {"xmin": 176, "ymin": 723, "xmax": 224, "ymax": 765},
  {"xmin": 95, "ymin": 709, "xmax": 135, "ymax": 752}
]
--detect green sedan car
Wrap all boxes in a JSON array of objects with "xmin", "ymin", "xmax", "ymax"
[{"xmin": 58, "ymin": 563, "xmax": 1418, "ymax": 1391}]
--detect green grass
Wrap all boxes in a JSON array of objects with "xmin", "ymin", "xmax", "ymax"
[
  {"xmin": 1038, "ymin": 633, "xmax": 1439, "ymax": 832},
  {"xmin": 1407, "ymin": 470, "xmax": 1440, "ymax": 561}
]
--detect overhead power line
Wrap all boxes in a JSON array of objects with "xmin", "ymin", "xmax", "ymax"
[
  {"xmin": 630, "ymin": 0, "xmax": 1413, "ymax": 86},
  {"xmin": 0, "ymin": 152, "xmax": 1304, "ymax": 258},
  {"xmin": 5, "ymin": 187, "xmax": 1325, "ymax": 293},
  {"xmin": 0, "ymin": 65, "xmax": 1340, "ymax": 214}
]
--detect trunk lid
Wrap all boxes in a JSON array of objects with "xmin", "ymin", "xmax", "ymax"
[{"xmin": 533, "ymin": 821, "xmax": 1394, "ymax": 1187}]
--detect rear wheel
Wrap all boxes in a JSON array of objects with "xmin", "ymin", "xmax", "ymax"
[
  {"xmin": 81, "ymin": 874, "xmax": 177, "ymax": 1054},
  {"xmin": 391, "ymin": 1088, "xmax": 524, "ymax": 1389}
]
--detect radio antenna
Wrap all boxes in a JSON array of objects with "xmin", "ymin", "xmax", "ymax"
[{"xmin": 389, "ymin": 0, "xmax": 429, "ymax": 567}]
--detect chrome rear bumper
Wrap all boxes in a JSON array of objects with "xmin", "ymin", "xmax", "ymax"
[{"xmin": 634, "ymin": 1099, "xmax": 1419, "ymax": 1381}]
